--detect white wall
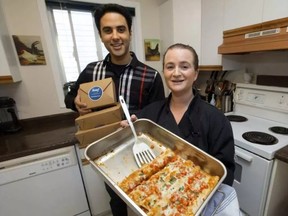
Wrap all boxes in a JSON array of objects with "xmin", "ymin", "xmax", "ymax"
[
  {"xmin": 0, "ymin": 0, "xmax": 68, "ymax": 119},
  {"xmin": 223, "ymin": 51, "xmax": 288, "ymax": 84}
]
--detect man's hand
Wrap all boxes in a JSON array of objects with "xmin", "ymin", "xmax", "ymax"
[{"xmin": 74, "ymin": 91, "xmax": 92, "ymax": 115}]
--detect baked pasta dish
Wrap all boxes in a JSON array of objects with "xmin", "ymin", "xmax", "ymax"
[{"xmin": 118, "ymin": 148, "xmax": 219, "ymax": 216}]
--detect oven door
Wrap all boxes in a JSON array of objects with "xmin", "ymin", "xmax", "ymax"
[{"xmin": 233, "ymin": 146, "xmax": 273, "ymax": 216}]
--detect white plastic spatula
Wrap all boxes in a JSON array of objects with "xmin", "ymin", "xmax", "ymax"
[{"xmin": 119, "ymin": 95, "xmax": 155, "ymax": 167}]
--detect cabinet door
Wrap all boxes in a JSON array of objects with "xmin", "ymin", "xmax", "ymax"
[
  {"xmin": 263, "ymin": 0, "xmax": 288, "ymax": 22},
  {"xmin": 223, "ymin": 0, "xmax": 264, "ymax": 30},
  {"xmin": 201, "ymin": 0, "xmax": 224, "ymax": 65},
  {"xmin": 81, "ymin": 163, "xmax": 111, "ymax": 216},
  {"xmin": 0, "ymin": 41, "xmax": 10, "ymax": 77},
  {"xmin": 159, "ymin": 0, "xmax": 201, "ymax": 55},
  {"xmin": 0, "ymin": 36, "xmax": 21, "ymax": 83},
  {"xmin": 173, "ymin": 0, "xmax": 201, "ymax": 55},
  {"xmin": 0, "ymin": 1, "xmax": 21, "ymax": 83},
  {"xmin": 77, "ymin": 146, "xmax": 111, "ymax": 216},
  {"xmin": 264, "ymin": 159, "xmax": 288, "ymax": 216}
]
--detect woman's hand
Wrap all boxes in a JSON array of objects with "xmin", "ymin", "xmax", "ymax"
[{"xmin": 120, "ymin": 114, "xmax": 138, "ymax": 127}]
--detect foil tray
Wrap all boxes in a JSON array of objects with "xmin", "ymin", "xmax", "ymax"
[{"xmin": 85, "ymin": 119, "xmax": 227, "ymax": 216}]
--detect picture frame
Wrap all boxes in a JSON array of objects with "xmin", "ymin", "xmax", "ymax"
[
  {"xmin": 144, "ymin": 39, "xmax": 160, "ymax": 61},
  {"xmin": 12, "ymin": 35, "xmax": 46, "ymax": 65}
]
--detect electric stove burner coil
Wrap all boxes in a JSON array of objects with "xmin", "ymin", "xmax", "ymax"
[
  {"xmin": 226, "ymin": 115, "xmax": 248, "ymax": 122},
  {"xmin": 242, "ymin": 131, "xmax": 278, "ymax": 145},
  {"xmin": 269, "ymin": 126, "xmax": 288, "ymax": 135}
]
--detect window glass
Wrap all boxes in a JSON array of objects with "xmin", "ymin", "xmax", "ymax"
[
  {"xmin": 52, "ymin": 9, "xmax": 108, "ymax": 82},
  {"xmin": 71, "ymin": 11, "xmax": 98, "ymax": 71}
]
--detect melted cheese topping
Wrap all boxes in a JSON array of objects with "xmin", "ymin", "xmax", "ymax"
[{"xmin": 119, "ymin": 148, "xmax": 219, "ymax": 216}]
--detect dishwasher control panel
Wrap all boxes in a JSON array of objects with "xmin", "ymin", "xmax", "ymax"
[
  {"xmin": 41, "ymin": 154, "xmax": 71, "ymax": 172},
  {"xmin": 0, "ymin": 146, "xmax": 77, "ymax": 185}
]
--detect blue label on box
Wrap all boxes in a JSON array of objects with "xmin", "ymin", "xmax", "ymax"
[{"xmin": 88, "ymin": 86, "xmax": 103, "ymax": 101}]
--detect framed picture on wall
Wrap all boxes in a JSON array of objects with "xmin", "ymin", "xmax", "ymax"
[
  {"xmin": 12, "ymin": 35, "xmax": 46, "ymax": 65},
  {"xmin": 144, "ymin": 39, "xmax": 160, "ymax": 61}
]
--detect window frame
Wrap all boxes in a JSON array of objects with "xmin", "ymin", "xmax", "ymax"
[{"xmin": 49, "ymin": 8, "xmax": 103, "ymax": 83}]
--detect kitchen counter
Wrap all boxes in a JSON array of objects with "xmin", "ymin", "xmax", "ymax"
[
  {"xmin": 0, "ymin": 112, "xmax": 79, "ymax": 162},
  {"xmin": 275, "ymin": 145, "xmax": 288, "ymax": 163}
]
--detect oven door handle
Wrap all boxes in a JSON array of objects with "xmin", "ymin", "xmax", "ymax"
[{"xmin": 235, "ymin": 149, "xmax": 253, "ymax": 163}]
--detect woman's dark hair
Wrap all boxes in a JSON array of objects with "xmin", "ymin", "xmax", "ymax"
[
  {"xmin": 163, "ymin": 43, "xmax": 199, "ymax": 71},
  {"xmin": 94, "ymin": 4, "xmax": 133, "ymax": 35}
]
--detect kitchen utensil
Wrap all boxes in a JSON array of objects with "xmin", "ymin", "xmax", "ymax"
[
  {"xmin": 221, "ymin": 94, "xmax": 232, "ymax": 113},
  {"xmin": 214, "ymin": 71, "xmax": 228, "ymax": 96},
  {"xmin": 205, "ymin": 71, "xmax": 215, "ymax": 94},
  {"xmin": 119, "ymin": 95, "xmax": 155, "ymax": 167},
  {"xmin": 206, "ymin": 71, "xmax": 219, "ymax": 103}
]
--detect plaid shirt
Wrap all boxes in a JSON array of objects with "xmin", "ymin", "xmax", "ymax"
[{"xmin": 65, "ymin": 52, "xmax": 165, "ymax": 114}]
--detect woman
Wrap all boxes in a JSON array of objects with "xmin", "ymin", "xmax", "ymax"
[{"xmin": 122, "ymin": 43, "xmax": 235, "ymax": 186}]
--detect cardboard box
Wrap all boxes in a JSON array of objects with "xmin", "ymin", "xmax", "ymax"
[
  {"xmin": 79, "ymin": 78, "xmax": 117, "ymax": 109},
  {"xmin": 75, "ymin": 121, "xmax": 121, "ymax": 147},
  {"xmin": 75, "ymin": 104, "xmax": 123, "ymax": 130}
]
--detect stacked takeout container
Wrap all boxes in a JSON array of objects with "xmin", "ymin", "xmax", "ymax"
[{"xmin": 75, "ymin": 78, "xmax": 123, "ymax": 146}]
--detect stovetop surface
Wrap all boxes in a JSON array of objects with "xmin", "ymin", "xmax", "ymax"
[{"xmin": 226, "ymin": 112, "xmax": 288, "ymax": 160}]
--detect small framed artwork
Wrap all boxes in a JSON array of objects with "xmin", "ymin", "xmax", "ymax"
[
  {"xmin": 12, "ymin": 35, "xmax": 46, "ymax": 65},
  {"xmin": 144, "ymin": 39, "xmax": 160, "ymax": 61}
]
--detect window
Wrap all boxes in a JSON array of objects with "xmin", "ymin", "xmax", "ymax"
[
  {"xmin": 46, "ymin": 1, "xmax": 136, "ymax": 84},
  {"xmin": 50, "ymin": 8, "xmax": 108, "ymax": 82}
]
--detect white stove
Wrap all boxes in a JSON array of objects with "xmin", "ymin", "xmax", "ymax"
[
  {"xmin": 229, "ymin": 113, "xmax": 288, "ymax": 160},
  {"xmin": 225, "ymin": 83, "xmax": 288, "ymax": 216}
]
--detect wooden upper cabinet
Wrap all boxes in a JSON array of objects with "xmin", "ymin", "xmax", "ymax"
[
  {"xmin": 219, "ymin": 0, "xmax": 288, "ymax": 55},
  {"xmin": 218, "ymin": 17, "xmax": 288, "ymax": 54}
]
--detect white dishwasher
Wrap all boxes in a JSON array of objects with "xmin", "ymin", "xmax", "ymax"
[{"xmin": 0, "ymin": 145, "xmax": 90, "ymax": 216}]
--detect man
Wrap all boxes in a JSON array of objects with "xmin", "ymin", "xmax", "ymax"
[
  {"xmin": 65, "ymin": 4, "xmax": 164, "ymax": 116},
  {"xmin": 64, "ymin": 3, "xmax": 165, "ymax": 216}
]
